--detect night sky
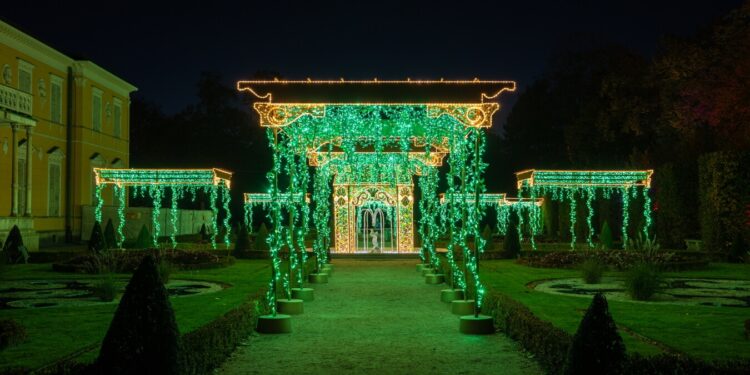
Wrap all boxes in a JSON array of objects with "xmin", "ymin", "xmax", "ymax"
[{"xmin": 2, "ymin": 0, "xmax": 744, "ymax": 123}]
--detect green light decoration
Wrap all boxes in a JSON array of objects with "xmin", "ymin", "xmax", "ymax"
[
  {"xmin": 312, "ymin": 167, "xmax": 333, "ymax": 269},
  {"xmin": 516, "ymin": 169, "xmax": 653, "ymax": 249},
  {"xmin": 93, "ymin": 168, "xmax": 233, "ymax": 249},
  {"xmin": 149, "ymin": 185, "xmax": 162, "ymax": 248},
  {"xmin": 642, "ymin": 187, "xmax": 652, "ymax": 238},
  {"xmin": 242, "ymin": 93, "xmax": 512, "ymax": 316},
  {"xmin": 417, "ymin": 165, "xmax": 441, "ymax": 270},
  {"xmin": 494, "ymin": 198, "xmax": 544, "ymax": 250},
  {"xmin": 115, "ymin": 184, "xmax": 126, "ymax": 247}
]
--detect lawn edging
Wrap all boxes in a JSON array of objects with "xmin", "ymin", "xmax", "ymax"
[{"xmin": 482, "ymin": 289, "xmax": 749, "ymax": 375}]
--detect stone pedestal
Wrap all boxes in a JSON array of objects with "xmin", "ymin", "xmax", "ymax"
[
  {"xmin": 459, "ymin": 315, "xmax": 495, "ymax": 334},
  {"xmin": 440, "ymin": 289, "xmax": 465, "ymax": 303},
  {"xmin": 256, "ymin": 314, "xmax": 292, "ymax": 333},
  {"xmin": 277, "ymin": 298, "xmax": 304, "ymax": 315},
  {"xmin": 450, "ymin": 299, "xmax": 476, "ymax": 315},
  {"xmin": 291, "ymin": 287, "xmax": 315, "ymax": 301},
  {"xmin": 424, "ymin": 273, "xmax": 445, "ymax": 284},
  {"xmin": 308, "ymin": 273, "xmax": 329, "ymax": 284}
]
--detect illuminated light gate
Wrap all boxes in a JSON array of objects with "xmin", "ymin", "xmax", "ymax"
[{"xmin": 238, "ymin": 79, "xmax": 515, "ymax": 315}]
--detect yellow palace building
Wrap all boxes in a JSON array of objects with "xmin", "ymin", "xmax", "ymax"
[{"xmin": 0, "ymin": 20, "xmax": 137, "ymax": 250}]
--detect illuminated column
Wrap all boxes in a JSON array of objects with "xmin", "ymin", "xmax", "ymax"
[
  {"xmin": 397, "ymin": 184, "xmax": 414, "ymax": 252},
  {"xmin": 9, "ymin": 124, "xmax": 18, "ymax": 216},
  {"xmin": 333, "ymin": 184, "xmax": 350, "ymax": 253},
  {"xmin": 24, "ymin": 126, "xmax": 33, "ymax": 216}
]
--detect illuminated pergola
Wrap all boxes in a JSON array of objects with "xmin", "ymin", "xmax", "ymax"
[
  {"xmin": 93, "ymin": 168, "xmax": 233, "ymax": 249},
  {"xmin": 238, "ymin": 79, "xmax": 516, "ymax": 319},
  {"xmin": 515, "ymin": 169, "xmax": 653, "ymax": 249}
]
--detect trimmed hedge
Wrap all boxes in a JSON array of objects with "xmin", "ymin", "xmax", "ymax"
[
  {"xmin": 52, "ymin": 249, "xmax": 235, "ymax": 274},
  {"xmin": 481, "ymin": 289, "xmax": 750, "ymax": 375},
  {"xmin": 517, "ymin": 250, "xmax": 708, "ymax": 271},
  {"xmin": 698, "ymin": 151, "xmax": 750, "ymax": 256},
  {"xmin": 178, "ymin": 289, "xmax": 267, "ymax": 374},
  {"xmin": 482, "ymin": 291, "xmax": 571, "ymax": 373}
]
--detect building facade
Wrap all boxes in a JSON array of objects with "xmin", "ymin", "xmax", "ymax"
[{"xmin": 0, "ymin": 20, "xmax": 137, "ymax": 250}]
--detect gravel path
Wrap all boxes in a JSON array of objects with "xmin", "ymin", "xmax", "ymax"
[{"xmin": 218, "ymin": 260, "xmax": 542, "ymax": 375}]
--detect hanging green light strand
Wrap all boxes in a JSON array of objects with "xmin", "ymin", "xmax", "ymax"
[
  {"xmin": 585, "ymin": 187, "xmax": 595, "ymax": 248},
  {"xmin": 221, "ymin": 183, "xmax": 232, "ymax": 248},
  {"xmin": 115, "ymin": 184, "xmax": 126, "ymax": 248},
  {"xmin": 94, "ymin": 184, "xmax": 104, "ymax": 224},
  {"xmin": 621, "ymin": 186, "xmax": 630, "ymax": 249},
  {"xmin": 169, "ymin": 186, "xmax": 182, "ymax": 249},
  {"xmin": 567, "ymin": 188, "xmax": 577, "ymax": 250},
  {"xmin": 642, "ymin": 187, "xmax": 652, "ymax": 239},
  {"xmin": 209, "ymin": 185, "xmax": 219, "ymax": 250},
  {"xmin": 149, "ymin": 185, "xmax": 162, "ymax": 248}
]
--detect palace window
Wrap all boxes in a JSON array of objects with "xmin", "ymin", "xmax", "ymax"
[
  {"xmin": 92, "ymin": 88, "xmax": 103, "ymax": 131},
  {"xmin": 113, "ymin": 98, "xmax": 122, "ymax": 138},
  {"xmin": 17, "ymin": 59, "xmax": 34, "ymax": 94},
  {"xmin": 50, "ymin": 75, "xmax": 63, "ymax": 123},
  {"xmin": 48, "ymin": 150, "xmax": 63, "ymax": 216}
]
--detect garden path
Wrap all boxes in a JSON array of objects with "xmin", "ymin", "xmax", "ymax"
[{"xmin": 218, "ymin": 259, "xmax": 542, "ymax": 374}]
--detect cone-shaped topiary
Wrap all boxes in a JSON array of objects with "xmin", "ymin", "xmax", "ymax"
[
  {"xmin": 563, "ymin": 293, "xmax": 625, "ymax": 375},
  {"xmin": 254, "ymin": 223, "xmax": 270, "ymax": 251},
  {"xmin": 104, "ymin": 219, "xmax": 117, "ymax": 249},
  {"xmin": 198, "ymin": 223, "xmax": 208, "ymax": 242},
  {"xmin": 728, "ymin": 232, "xmax": 747, "ymax": 263},
  {"xmin": 88, "ymin": 222, "xmax": 106, "ymax": 254},
  {"xmin": 135, "ymin": 225, "xmax": 153, "ymax": 249},
  {"xmin": 2, "ymin": 225, "xmax": 24, "ymax": 263},
  {"xmin": 504, "ymin": 215, "xmax": 521, "ymax": 258},
  {"xmin": 96, "ymin": 255, "xmax": 180, "ymax": 374},
  {"xmin": 482, "ymin": 224, "xmax": 494, "ymax": 251},
  {"xmin": 600, "ymin": 220, "xmax": 614, "ymax": 249},
  {"xmin": 233, "ymin": 223, "xmax": 251, "ymax": 257}
]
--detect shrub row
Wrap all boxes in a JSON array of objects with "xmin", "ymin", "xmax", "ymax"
[
  {"xmin": 481, "ymin": 289, "xmax": 750, "ymax": 374},
  {"xmin": 482, "ymin": 291, "xmax": 571, "ymax": 373},
  {"xmin": 52, "ymin": 249, "xmax": 234, "ymax": 274},
  {"xmin": 12, "ymin": 290, "xmax": 268, "ymax": 375},
  {"xmin": 517, "ymin": 250, "xmax": 707, "ymax": 270},
  {"xmin": 179, "ymin": 289, "xmax": 267, "ymax": 374}
]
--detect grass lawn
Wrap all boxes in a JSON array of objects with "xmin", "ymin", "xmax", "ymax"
[
  {"xmin": 480, "ymin": 260, "xmax": 750, "ymax": 361},
  {"xmin": 0, "ymin": 259, "xmax": 271, "ymax": 371}
]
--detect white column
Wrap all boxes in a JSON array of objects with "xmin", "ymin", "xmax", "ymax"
[
  {"xmin": 10, "ymin": 124, "xmax": 18, "ymax": 216},
  {"xmin": 24, "ymin": 126, "xmax": 33, "ymax": 216}
]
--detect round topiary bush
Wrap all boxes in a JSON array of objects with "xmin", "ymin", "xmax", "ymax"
[
  {"xmin": 580, "ymin": 259, "xmax": 605, "ymax": 284},
  {"xmin": 625, "ymin": 263, "xmax": 662, "ymax": 300}
]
